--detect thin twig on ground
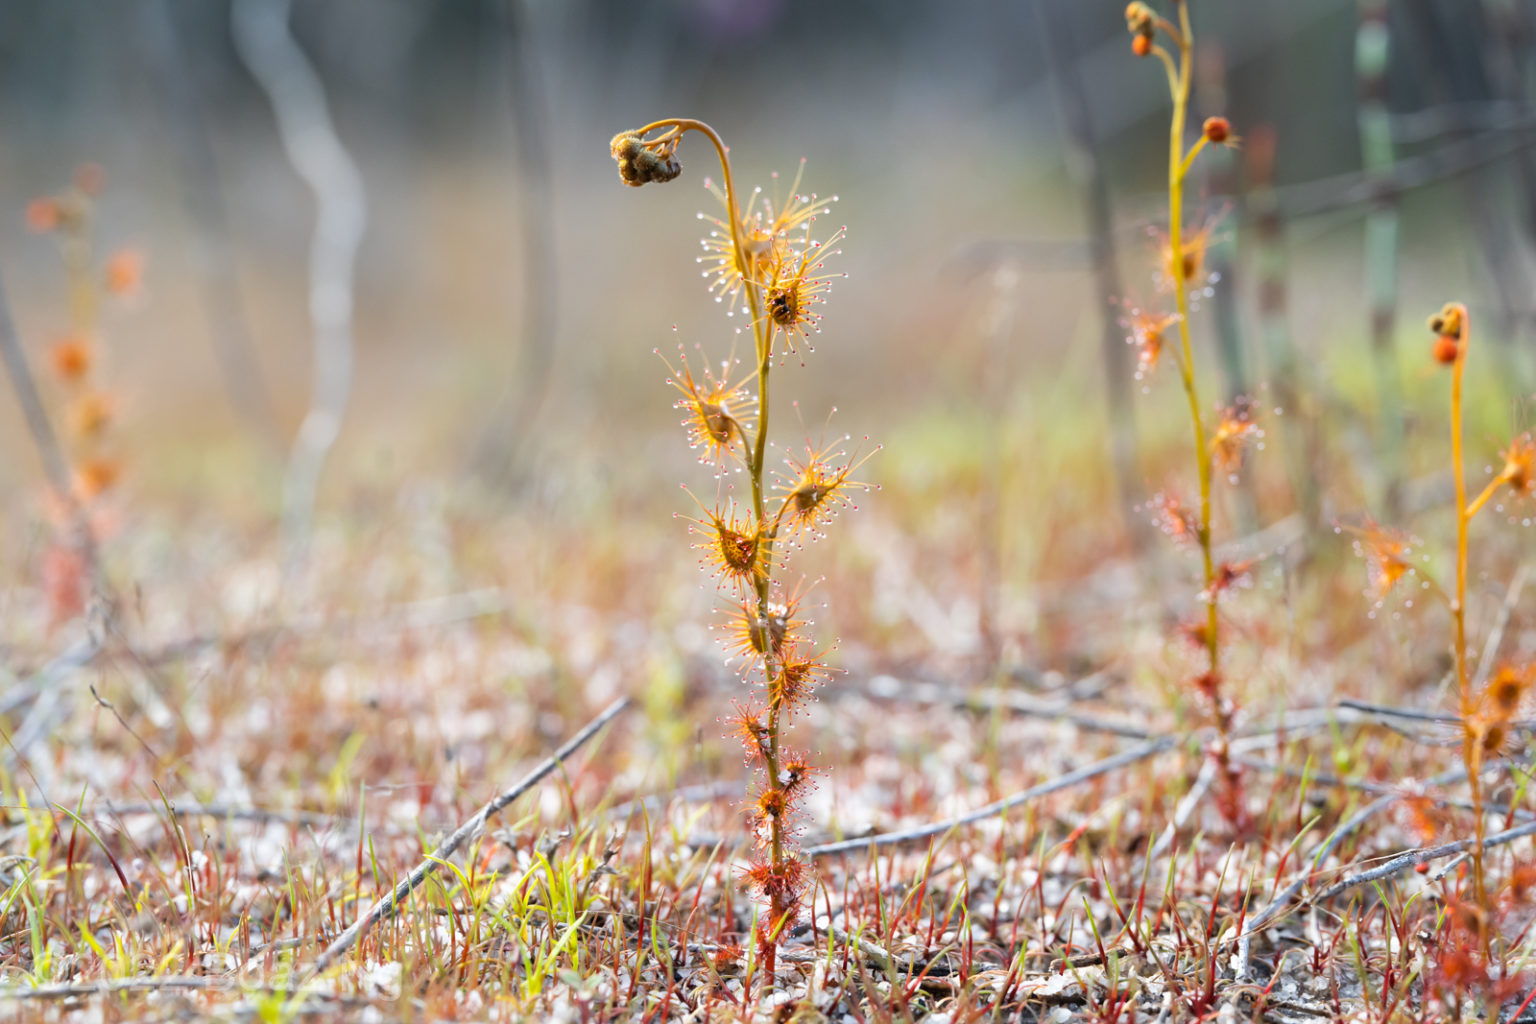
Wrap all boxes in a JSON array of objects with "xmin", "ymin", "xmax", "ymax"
[
  {"xmin": 858, "ymin": 673, "xmax": 1153, "ymax": 740},
  {"xmin": 1234, "ymin": 764, "xmax": 1489, "ymax": 979},
  {"xmin": 1148, "ymin": 754, "xmax": 1217, "ymax": 862},
  {"xmin": 301, "ymin": 696, "xmax": 631, "ymax": 981},
  {"xmin": 804, "ymin": 736, "xmax": 1174, "ymax": 857}
]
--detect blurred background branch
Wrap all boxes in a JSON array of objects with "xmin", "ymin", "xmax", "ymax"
[{"xmin": 232, "ymin": 0, "xmax": 365, "ymax": 567}]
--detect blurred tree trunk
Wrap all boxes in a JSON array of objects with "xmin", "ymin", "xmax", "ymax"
[
  {"xmin": 1357, "ymin": 0, "xmax": 1406, "ymax": 519},
  {"xmin": 1032, "ymin": 0, "xmax": 1147, "ymax": 557}
]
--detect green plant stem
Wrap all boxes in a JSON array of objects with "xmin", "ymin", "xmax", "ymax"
[
  {"xmin": 642, "ymin": 117, "xmax": 790, "ymax": 982},
  {"xmin": 1164, "ymin": 8, "xmax": 1219, "ymax": 679},
  {"xmin": 1448, "ymin": 305, "xmax": 1488, "ymax": 923}
]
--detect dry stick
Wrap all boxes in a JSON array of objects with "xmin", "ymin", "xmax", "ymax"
[
  {"xmin": 0, "ymin": 976, "xmax": 234, "ymax": 1001},
  {"xmin": 1235, "ymin": 754, "xmax": 1527, "ymax": 820},
  {"xmin": 1315, "ymin": 816, "xmax": 1536, "ymax": 904},
  {"xmin": 978, "ymin": 109, "xmax": 1536, "ymax": 280},
  {"xmin": 0, "ymin": 267, "xmax": 107, "ymax": 769},
  {"xmin": 857, "ymin": 674, "xmax": 1153, "ymax": 741},
  {"xmin": 0, "ymin": 269, "xmax": 73, "ymax": 497},
  {"xmin": 0, "ymin": 976, "xmax": 388, "ymax": 1006},
  {"xmin": 803, "ymin": 736, "xmax": 1174, "ymax": 857},
  {"xmin": 232, "ymin": 0, "xmax": 366, "ymax": 567},
  {"xmin": 140, "ymin": 0, "xmax": 281, "ymax": 448},
  {"xmin": 301, "ymin": 696, "xmax": 630, "ymax": 981},
  {"xmin": 0, "ymin": 637, "xmax": 100, "ymax": 717},
  {"xmin": 1234, "ymin": 763, "xmax": 1472, "ymax": 980},
  {"xmin": 1147, "ymin": 754, "xmax": 1217, "ymax": 862},
  {"xmin": 95, "ymin": 801, "xmax": 358, "ymax": 831}
]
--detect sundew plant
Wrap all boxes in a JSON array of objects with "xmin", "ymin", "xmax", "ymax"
[{"xmin": 610, "ymin": 119, "xmax": 876, "ymax": 984}]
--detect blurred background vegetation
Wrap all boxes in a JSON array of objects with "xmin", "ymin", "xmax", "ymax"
[{"xmin": 0, "ymin": 0, "xmax": 1532, "ymax": 665}]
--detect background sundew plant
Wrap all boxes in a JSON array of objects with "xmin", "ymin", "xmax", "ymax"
[{"xmin": 610, "ymin": 119, "xmax": 876, "ymax": 986}]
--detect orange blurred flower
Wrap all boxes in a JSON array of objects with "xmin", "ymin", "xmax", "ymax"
[
  {"xmin": 75, "ymin": 456, "xmax": 122, "ymax": 500},
  {"xmin": 1498, "ymin": 431, "xmax": 1534, "ymax": 499},
  {"xmin": 26, "ymin": 198, "xmax": 59, "ymax": 233},
  {"xmin": 1120, "ymin": 305, "xmax": 1179, "ymax": 379},
  {"xmin": 49, "ymin": 336, "xmax": 93, "ymax": 380},
  {"xmin": 104, "ymin": 248, "xmax": 145, "ymax": 298},
  {"xmin": 1342, "ymin": 518, "xmax": 1416, "ymax": 600},
  {"xmin": 1209, "ymin": 397, "xmax": 1262, "ymax": 474}
]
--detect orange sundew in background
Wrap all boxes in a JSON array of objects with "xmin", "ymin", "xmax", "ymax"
[
  {"xmin": 1202, "ymin": 557, "xmax": 1260, "ymax": 600},
  {"xmin": 1202, "ymin": 116, "xmax": 1240, "ymax": 147},
  {"xmin": 1154, "ymin": 217, "xmax": 1220, "ymax": 293},
  {"xmin": 1497, "ymin": 432, "xmax": 1534, "ymax": 500},
  {"xmin": 1341, "ymin": 518, "xmax": 1418, "ymax": 601},
  {"xmin": 75, "ymin": 456, "xmax": 122, "ymax": 501},
  {"xmin": 26, "ymin": 198, "xmax": 60, "ymax": 233},
  {"xmin": 1209, "ymin": 397, "xmax": 1263, "ymax": 475},
  {"xmin": 1144, "ymin": 489, "xmax": 1200, "ymax": 547},
  {"xmin": 1119, "ymin": 303, "xmax": 1180, "ymax": 380},
  {"xmin": 48, "ymin": 335, "xmax": 93, "ymax": 380},
  {"xmin": 41, "ymin": 539, "xmax": 88, "ymax": 627},
  {"xmin": 104, "ymin": 248, "xmax": 145, "ymax": 298}
]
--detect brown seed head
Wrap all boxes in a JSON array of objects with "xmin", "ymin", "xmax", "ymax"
[
  {"xmin": 1203, "ymin": 117, "xmax": 1230, "ymax": 144},
  {"xmin": 611, "ymin": 131, "xmax": 681, "ymax": 187},
  {"xmin": 1428, "ymin": 302, "xmax": 1465, "ymax": 364},
  {"xmin": 1428, "ymin": 303, "xmax": 1464, "ymax": 340}
]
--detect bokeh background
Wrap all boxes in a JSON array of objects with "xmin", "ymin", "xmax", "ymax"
[{"xmin": 1, "ymin": 0, "xmax": 1533, "ymax": 674}]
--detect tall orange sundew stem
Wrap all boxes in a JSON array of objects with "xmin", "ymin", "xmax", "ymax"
[
  {"xmin": 1155, "ymin": 5, "xmax": 1219, "ymax": 680},
  {"xmin": 630, "ymin": 117, "xmax": 791, "ymax": 983}
]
